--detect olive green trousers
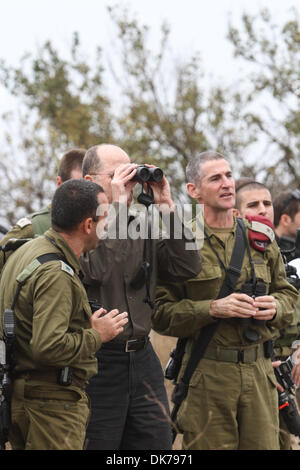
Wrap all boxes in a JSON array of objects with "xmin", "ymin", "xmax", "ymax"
[
  {"xmin": 177, "ymin": 356, "xmax": 280, "ymax": 450},
  {"xmin": 9, "ymin": 378, "xmax": 90, "ymax": 450}
]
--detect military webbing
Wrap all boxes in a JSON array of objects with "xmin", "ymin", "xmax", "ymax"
[
  {"xmin": 170, "ymin": 218, "xmax": 247, "ymax": 442},
  {"xmin": 0, "ymin": 251, "xmax": 75, "ymax": 450},
  {"xmin": 12, "ymin": 253, "xmax": 69, "ymax": 310}
]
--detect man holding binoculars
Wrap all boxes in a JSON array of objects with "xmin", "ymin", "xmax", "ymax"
[
  {"xmin": 153, "ymin": 151, "xmax": 297, "ymax": 450},
  {"xmin": 81, "ymin": 144, "xmax": 201, "ymax": 450}
]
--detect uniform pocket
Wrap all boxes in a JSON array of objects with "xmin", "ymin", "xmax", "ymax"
[
  {"xmin": 176, "ymin": 370, "xmax": 204, "ymax": 433},
  {"xmin": 185, "ymin": 264, "xmax": 222, "ymax": 301},
  {"xmin": 266, "ymin": 369, "xmax": 277, "ymax": 389},
  {"xmin": 24, "ymin": 383, "xmax": 84, "ymax": 402},
  {"xmin": 23, "ymin": 385, "xmax": 89, "ymax": 450},
  {"xmin": 253, "ymin": 263, "xmax": 271, "ymax": 286}
]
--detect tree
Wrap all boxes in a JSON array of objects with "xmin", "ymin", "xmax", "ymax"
[
  {"xmin": 227, "ymin": 7, "xmax": 300, "ymax": 192},
  {"xmin": 1, "ymin": 5, "xmax": 298, "ymax": 223},
  {"xmin": 107, "ymin": 5, "xmax": 252, "ymax": 200},
  {"xmin": 0, "ymin": 33, "xmax": 114, "ymax": 224},
  {"xmin": 0, "ymin": 6, "xmax": 251, "ymax": 222}
]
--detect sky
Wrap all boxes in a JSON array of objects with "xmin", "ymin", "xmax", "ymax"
[
  {"xmin": 0, "ymin": 0, "xmax": 299, "ymax": 225},
  {"xmin": 0, "ymin": 0, "xmax": 299, "ymax": 154},
  {"xmin": 0, "ymin": 0, "xmax": 298, "ymax": 155},
  {"xmin": 0, "ymin": 0, "xmax": 299, "ymax": 86}
]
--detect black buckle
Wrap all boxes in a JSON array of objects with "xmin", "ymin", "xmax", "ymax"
[
  {"xmin": 227, "ymin": 266, "xmax": 241, "ymax": 278},
  {"xmin": 237, "ymin": 350, "xmax": 244, "ymax": 363},
  {"xmin": 125, "ymin": 338, "xmax": 146, "ymax": 352}
]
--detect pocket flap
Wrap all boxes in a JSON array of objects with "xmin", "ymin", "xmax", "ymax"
[{"xmin": 189, "ymin": 264, "xmax": 222, "ymax": 282}]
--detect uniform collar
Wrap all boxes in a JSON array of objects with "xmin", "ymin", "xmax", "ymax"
[
  {"xmin": 43, "ymin": 228, "xmax": 81, "ymax": 275},
  {"xmin": 204, "ymin": 217, "xmax": 237, "ymax": 239}
]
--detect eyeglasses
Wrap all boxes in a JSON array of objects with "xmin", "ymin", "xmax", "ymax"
[{"xmin": 281, "ymin": 189, "xmax": 300, "ymax": 213}]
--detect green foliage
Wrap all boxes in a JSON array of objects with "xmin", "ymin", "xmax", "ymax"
[
  {"xmin": 107, "ymin": 5, "xmax": 248, "ymax": 199},
  {"xmin": 1, "ymin": 33, "xmax": 113, "ymax": 148},
  {"xmin": 0, "ymin": 33, "xmax": 114, "ymax": 224},
  {"xmin": 227, "ymin": 7, "xmax": 300, "ymax": 192},
  {"xmin": 0, "ymin": 6, "xmax": 299, "ymax": 224}
]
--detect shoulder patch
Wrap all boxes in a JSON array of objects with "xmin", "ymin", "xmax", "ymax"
[
  {"xmin": 250, "ymin": 220, "xmax": 275, "ymax": 242},
  {"xmin": 245, "ymin": 214, "xmax": 275, "ymax": 252},
  {"xmin": 60, "ymin": 261, "xmax": 74, "ymax": 277},
  {"xmin": 16, "ymin": 217, "xmax": 32, "ymax": 228}
]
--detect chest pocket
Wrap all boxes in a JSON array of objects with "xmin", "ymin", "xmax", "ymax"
[
  {"xmin": 253, "ymin": 262, "xmax": 271, "ymax": 288},
  {"xmin": 70, "ymin": 281, "xmax": 92, "ymax": 327},
  {"xmin": 83, "ymin": 300, "xmax": 92, "ymax": 319},
  {"xmin": 185, "ymin": 264, "xmax": 222, "ymax": 301}
]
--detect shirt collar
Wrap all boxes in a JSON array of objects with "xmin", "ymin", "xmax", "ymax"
[
  {"xmin": 204, "ymin": 217, "xmax": 237, "ymax": 239},
  {"xmin": 43, "ymin": 228, "xmax": 81, "ymax": 275}
]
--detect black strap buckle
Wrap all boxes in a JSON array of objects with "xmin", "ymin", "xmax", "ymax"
[
  {"xmin": 125, "ymin": 338, "xmax": 147, "ymax": 352},
  {"xmin": 227, "ymin": 265, "xmax": 241, "ymax": 278},
  {"xmin": 237, "ymin": 350, "xmax": 244, "ymax": 363}
]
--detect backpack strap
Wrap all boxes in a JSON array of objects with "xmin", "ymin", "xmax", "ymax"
[{"xmin": 12, "ymin": 253, "xmax": 69, "ymax": 309}]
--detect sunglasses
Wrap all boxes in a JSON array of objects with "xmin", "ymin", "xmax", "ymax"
[{"xmin": 281, "ymin": 189, "xmax": 300, "ymax": 213}]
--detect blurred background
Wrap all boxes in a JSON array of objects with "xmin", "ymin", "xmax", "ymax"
[
  {"xmin": 0, "ymin": 0, "xmax": 299, "ymax": 227},
  {"xmin": 1, "ymin": 0, "xmax": 299, "ymax": 449}
]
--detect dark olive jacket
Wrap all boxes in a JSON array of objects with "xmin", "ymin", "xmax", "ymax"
[
  {"xmin": 80, "ymin": 203, "xmax": 202, "ymax": 342},
  {"xmin": 0, "ymin": 228, "xmax": 101, "ymax": 386}
]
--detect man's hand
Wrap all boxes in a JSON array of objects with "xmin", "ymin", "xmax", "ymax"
[
  {"xmin": 292, "ymin": 348, "xmax": 300, "ymax": 386},
  {"xmin": 111, "ymin": 163, "xmax": 138, "ymax": 205},
  {"xmin": 253, "ymin": 295, "xmax": 277, "ymax": 321},
  {"xmin": 292, "ymin": 362, "xmax": 300, "ymax": 387},
  {"xmin": 272, "ymin": 360, "xmax": 284, "ymax": 392},
  {"xmin": 90, "ymin": 308, "xmax": 128, "ymax": 342},
  {"xmin": 210, "ymin": 293, "xmax": 257, "ymax": 319},
  {"xmin": 145, "ymin": 165, "xmax": 175, "ymax": 211}
]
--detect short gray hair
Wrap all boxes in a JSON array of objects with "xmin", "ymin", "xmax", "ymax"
[{"xmin": 186, "ymin": 151, "xmax": 228, "ymax": 185}]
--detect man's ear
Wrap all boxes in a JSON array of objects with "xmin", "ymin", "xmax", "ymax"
[
  {"xmin": 84, "ymin": 174, "xmax": 93, "ymax": 182},
  {"xmin": 81, "ymin": 217, "xmax": 93, "ymax": 235},
  {"xmin": 186, "ymin": 182, "xmax": 201, "ymax": 200},
  {"xmin": 232, "ymin": 208, "xmax": 240, "ymax": 217},
  {"xmin": 56, "ymin": 176, "xmax": 63, "ymax": 187},
  {"xmin": 280, "ymin": 213, "xmax": 291, "ymax": 228}
]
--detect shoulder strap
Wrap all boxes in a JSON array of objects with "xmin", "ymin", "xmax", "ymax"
[
  {"xmin": 171, "ymin": 218, "xmax": 247, "ymax": 440},
  {"xmin": 182, "ymin": 218, "xmax": 246, "ymax": 382},
  {"xmin": 11, "ymin": 252, "xmax": 68, "ymax": 310}
]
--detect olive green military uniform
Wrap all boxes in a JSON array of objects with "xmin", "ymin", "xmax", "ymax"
[
  {"xmin": 153, "ymin": 218, "xmax": 298, "ymax": 450},
  {"xmin": 0, "ymin": 228, "xmax": 102, "ymax": 450},
  {"xmin": 273, "ymin": 295, "xmax": 300, "ymax": 359},
  {"xmin": 0, "ymin": 205, "xmax": 51, "ymax": 273},
  {"xmin": 273, "ymin": 294, "xmax": 300, "ymax": 450}
]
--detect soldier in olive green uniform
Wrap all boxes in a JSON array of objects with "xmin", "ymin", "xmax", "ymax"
[
  {"xmin": 230, "ymin": 179, "xmax": 300, "ymax": 449},
  {"xmin": 0, "ymin": 148, "xmax": 85, "ymax": 272},
  {"xmin": 272, "ymin": 190, "xmax": 300, "ymax": 448},
  {"xmin": 0, "ymin": 180, "xmax": 128, "ymax": 450},
  {"xmin": 153, "ymin": 152, "xmax": 298, "ymax": 450},
  {"xmin": 273, "ymin": 189, "xmax": 300, "ymax": 364}
]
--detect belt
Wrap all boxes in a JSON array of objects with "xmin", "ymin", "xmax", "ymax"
[
  {"xmin": 15, "ymin": 370, "xmax": 85, "ymax": 389},
  {"xmin": 101, "ymin": 336, "xmax": 149, "ymax": 352},
  {"xmin": 203, "ymin": 344, "xmax": 265, "ymax": 364}
]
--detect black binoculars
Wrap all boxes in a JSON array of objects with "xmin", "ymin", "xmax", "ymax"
[
  {"xmin": 132, "ymin": 165, "xmax": 164, "ymax": 183},
  {"xmin": 239, "ymin": 281, "xmax": 267, "ymax": 342}
]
